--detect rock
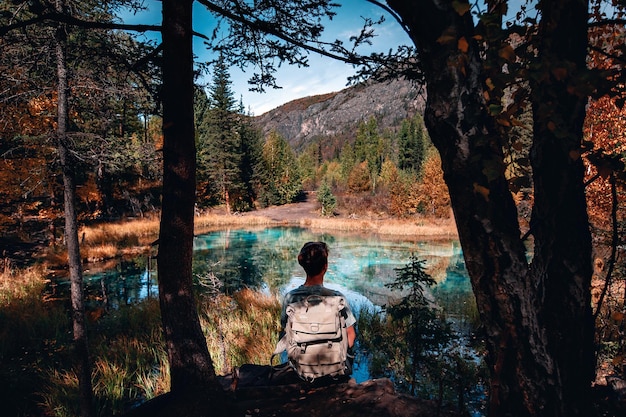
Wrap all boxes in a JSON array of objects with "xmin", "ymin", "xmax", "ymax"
[{"xmin": 121, "ymin": 375, "xmax": 462, "ymax": 417}]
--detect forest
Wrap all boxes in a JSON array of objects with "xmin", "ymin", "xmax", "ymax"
[{"xmin": 1, "ymin": 1, "xmax": 626, "ymax": 416}]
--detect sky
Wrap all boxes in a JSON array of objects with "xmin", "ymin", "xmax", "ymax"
[
  {"xmin": 121, "ymin": 1, "xmax": 532, "ymax": 116},
  {"xmin": 120, "ymin": 0, "xmax": 412, "ymax": 115}
]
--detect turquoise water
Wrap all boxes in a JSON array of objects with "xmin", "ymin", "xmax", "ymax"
[
  {"xmin": 49, "ymin": 226, "xmax": 482, "ymax": 410},
  {"xmin": 53, "ymin": 226, "xmax": 473, "ymax": 316},
  {"xmin": 191, "ymin": 226, "xmax": 472, "ymax": 309},
  {"xmin": 189, "ymin": 226, "xmax": 476, "ymax": 387}
]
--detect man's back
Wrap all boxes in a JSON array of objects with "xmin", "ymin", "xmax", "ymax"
[
  {"xmin": 274, "ymin": 242, "xmax": 357, "ymax": 382},
  {"xmin": 275, "ymin": 292, "xmax": 352, "ymax": 381},
  {"xmin": 280, "ymin": 285, "xmax": 356, "ymax": 329}
]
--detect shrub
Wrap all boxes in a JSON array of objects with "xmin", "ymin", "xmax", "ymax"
[{"xmin": 317, "ymin": 182, "xmax": 337, "ymax": 216}]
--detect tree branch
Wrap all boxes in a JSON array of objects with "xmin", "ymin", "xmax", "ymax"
[
  {"xmin": 195, "ymin": 0, "xmax": 366, "ymax": 65},
  {"xmin": 365, "ymin": 0, "xmax": 412, "ymax": 40},
  {"xmin": 588, "ymin": 44, "xmax": 626, "ymax": 66},
  {"xmin": 588, "ymin": 18, "xmax": 626, "ymax": 28},
  {"xmin": 0, "ymin": 12, "xmax": 162, "ymax": 36}
]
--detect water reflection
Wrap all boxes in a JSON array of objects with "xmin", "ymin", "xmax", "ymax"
[
  {"xmin": 49, "ymin": 258, "xmax": 158, "ymax": 309},
  {"xmin": 49, "ymin": 226, "xmax": 475, "ymax": 321}
]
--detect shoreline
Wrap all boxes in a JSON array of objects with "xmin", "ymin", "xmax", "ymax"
[
  {"xmin": 194, "ymin": 212, "xmax": 459, "ymax": 243},
  {"xmin": 194, "ymin": 193, "xmax": 458, "ymax": 241},
  {"xmin": 20, "ymin": 197, "xmax": 459, "ymax": 273}
]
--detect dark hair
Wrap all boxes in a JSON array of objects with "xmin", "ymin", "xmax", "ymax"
[{"xmin": 298, "ymin": 242, "xmax": 329, "ymax": 276}]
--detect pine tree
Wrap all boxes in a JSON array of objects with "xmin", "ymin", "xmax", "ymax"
[
  {"xmin": 195, "ymin": 55, "xmax": 264, "ymax": 212},
  {"xmin": 339, "ymin": 142, "xmax": 356, "ymax": 180},
  {"xmin": 195, "ymin": 87, "xmax": 219, "ymax": 205},
  {"xmin": 196, "ymin": 55, "xmax": 244, "ymax": 213},
  {"xmin": 353, "ymin": 116, "xmax": 383, "ymax": 191},
  {"xmin": 259, "ymin": 131, "xmax": 302, "ymax": 206},
  {"xmin": 398, "ymin": 114, "xmax": 427, "ymax": 175},
  {"xmin": 238, "ymin": 119, "xmax": 264, "ymax": 210},
  {"xmin": 317, "ymin": 181, "xmax": 336, "ymax": 216}
]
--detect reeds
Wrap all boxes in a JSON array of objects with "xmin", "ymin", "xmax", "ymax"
[
  {"xmin": 36, "ymin": 299, "xmax": 169, "ymax": 416},
  {"xmin": 194, "ymin": 212, "xmax": 276, "ymax": 233},
  {"xmin": 0, "ymin": 266, "xmax": 67, "ymax": 356},
  {"xmin": 300, "ymin": 216, "xmax": 458, "ymax": 238},
  {"xmin": 0, "ymin": 266, "xmax": 70, "ymax": 416},
  {"xmin": 80, "ymin": 217, "xmax": 159, "ymax": 247},
  {"xmin": 64, "ymin": 209, "xmax": 455, "ymax": 269},
  {"xmin": 199, "ymin": 287, "xmax": 281, "ymax": 374},
  {"xmin": 1, "ymin": 266, "xmax": 280, "ymax": 417},
  {"xmin": 0, "ymin": 263, "xmax": 47, "ymax": 304},
  {"xmin": 71, "ymin": 212, "xmax": 277, "ymax": 264}
]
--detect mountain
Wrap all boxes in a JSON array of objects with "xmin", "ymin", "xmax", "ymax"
[{"xmin": 253, "ymin": 78, "xmax": 426, "ymax": 153}]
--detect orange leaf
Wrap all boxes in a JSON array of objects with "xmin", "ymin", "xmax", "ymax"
[
  {"xmin": 452, "ymin": 1, "xmax": 471, "ymax": 15},
  {"xmin": 458, "ymin": 36, "xmax": 469, "ymax": 53},
  {"xmin": 473, "ymin": 183, "xmax": 490, "ymax": 201},
  {"xmin": 498, "ymin": 44, "xmax": 516, "ymax": 62},
  {"xmin": 569, "ymin": 150, "xmax": 581, "ymax": 161},
  {"xmin": 496, "ymin": 117, "xmax": 511, "ymax": 127}
]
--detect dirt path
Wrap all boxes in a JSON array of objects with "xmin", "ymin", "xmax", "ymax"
[
  {"xmin": 247, "ymin": 192, "xmax": 320, "ymax": 222},
  {"xmin": 227, "ymin": 191, "xmax": 459, "ymax": 239}
]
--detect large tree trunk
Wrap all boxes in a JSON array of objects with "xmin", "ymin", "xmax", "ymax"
[
  {"xmin": 387, "ymin": 1, "xmax": 593, "ymax": 416},
  {"xmin": 528, "ymin": 0, "xmax": 594, "ymax": 414},
  {"xmin": 54, "ymin": 1, "xmax": 94, "ymax": 415},
  {"xmin": 159, "ymin": 0, "xmax": 219, "ymax": 393}
]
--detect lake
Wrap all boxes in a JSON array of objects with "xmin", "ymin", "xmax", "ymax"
[
  {"xmin": 52, "ymin": 226, "xmax": 474, "ymax": 320},
  {"xmin": 47, "ymin": 225, "xmax": 484, "ymax": 414}
]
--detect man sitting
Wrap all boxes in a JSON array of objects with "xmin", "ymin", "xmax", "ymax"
[{"xmin": 274, "ymin": 241, "xmax": 356, "ymax": 382}]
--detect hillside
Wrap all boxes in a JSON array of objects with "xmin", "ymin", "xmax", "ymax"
[{"xmin": 253, "ymin": 78, "xmax": 426, "ymax": 153}]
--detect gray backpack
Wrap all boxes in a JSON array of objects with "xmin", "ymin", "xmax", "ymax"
[{"xmin": 272, "ymin": 294, "xmax": 350, "ymax": 382}]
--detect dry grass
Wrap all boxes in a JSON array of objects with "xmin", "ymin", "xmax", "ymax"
[
  {"xmin": 0, "ymin": 264, "xmax": 48, "ymax": 305},
  {"xmin": 80, "ymin": 217, "xmax": 159, "ymax": 247},
  {"xmin": 299, "ymin": 216, "xmax": 458, "ymax": 239},
  {"xmin": 70, "ymin": 208, "xmax": 456, "ymax": 267},
  {"xmin": 199, "ymin": 288, "xmax": 281, "ymax": 375},
  {"xmin": 194, "ymin": 212, "xmax": 276, "ymax": 234},
  {"xmin": 82, "ymin": 243, "xmax": 120, "ymax": 262}
]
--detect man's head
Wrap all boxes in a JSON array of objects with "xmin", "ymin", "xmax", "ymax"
[{"xmin": 298, "ymin": 241, "xmax": 329, "ymax": 277}]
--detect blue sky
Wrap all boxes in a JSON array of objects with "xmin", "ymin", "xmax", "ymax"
[
  {"xmin": 121, "ymin": 0, "xmax": 412, "ymax": 115},
  {"xmin": 121, "ymin": 1, "xmax": 531, "ymax": 115}
]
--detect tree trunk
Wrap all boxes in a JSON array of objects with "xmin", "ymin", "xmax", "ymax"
[
  {"xmin": 387, "ymin": 1, "xmax": 593, "ymax": 416},
  {"xmin": 159, "ymin": 0, "xmax": 219, "ymax": 393},
  {"xmin": 528, "ymin": 1, "xmax": 594, "ymax": 414},
  {"xmin": 54, "ymin": 1, "xmax": 94, "ymax": 415}
]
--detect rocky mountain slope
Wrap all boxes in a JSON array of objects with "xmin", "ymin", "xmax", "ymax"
[{"xmin": 253, "ymin": 78, "xmax": 426, "ymax": 152}]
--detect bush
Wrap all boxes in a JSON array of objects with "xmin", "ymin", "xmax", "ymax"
[
  {"xmin": 357, "ymin": 256, "xmax": 486, "ymax": 414},
  {"xmin": 317, "ymin": 182, "xmax": 336, "ymax": 216}
]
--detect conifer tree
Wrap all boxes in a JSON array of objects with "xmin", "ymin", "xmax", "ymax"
[
  {"xmin": 238, "ymin": 117, "xmax": 264, "ymax": 209},
  {"xmin": 195, "ymin": 56, "xmax": 262, "ymax": 212},
  {"xmin": 354, "ymin": 116, "xmax": 384, "ymax": 191},
  {"xmin": 259, "ymin": 130, "xmax": 302, "ymax": 206},
  {"xmin": 398, "ymin": 114, "xmax": 427, "ymax": 176},
  {"xmin": 195, "ymin": 86, "xmax": 219, "ymax": 205},
  {"xmin": 339, "ymin": 142, "xmax": 356, "ymax": 180},
  {"xmin": 197, "ymin": 55, "xmax": 244, "ymax": 213}
]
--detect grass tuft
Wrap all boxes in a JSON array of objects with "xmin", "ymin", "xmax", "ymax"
[{"xmin": 199, "ymin": 288, "xmax": 281, "ymax": 375}]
